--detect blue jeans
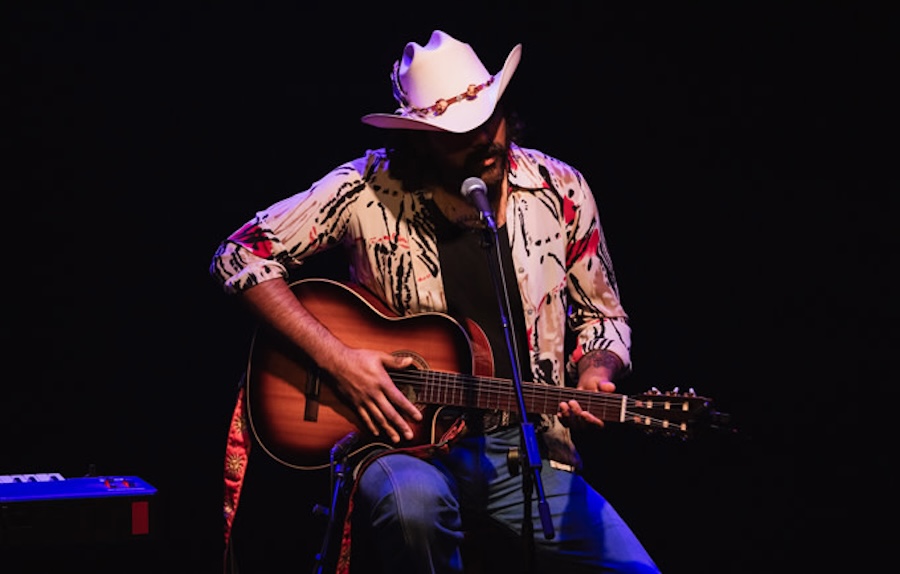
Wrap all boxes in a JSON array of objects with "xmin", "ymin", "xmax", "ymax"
[{"xmin": 351, "ymin": 427, "xmax": 660, "ymax": 573}]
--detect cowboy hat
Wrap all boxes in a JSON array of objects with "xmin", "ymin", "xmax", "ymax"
[{"xmin": 360, "ymin": 30, "xmax": 522, "ymax": 133}]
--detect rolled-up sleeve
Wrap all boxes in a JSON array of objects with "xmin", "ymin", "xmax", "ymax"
[
  {"xmin": 563, "ymin": 173, "xmax": 632, "ymax": 379},
  {"xmin": 209, "ymin": 163, "xmax": 363, "ymax": 293}
]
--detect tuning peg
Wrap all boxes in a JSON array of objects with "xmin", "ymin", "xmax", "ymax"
[
  {"xmin": 687, "ymin": 388, "xmax": 697, "ymax": 397},
  {"xmin": 671, "ymin": 387, "xmax": 680, "ymax": 395}
]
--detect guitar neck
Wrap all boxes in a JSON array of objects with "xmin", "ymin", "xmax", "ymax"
[{"xmin": 390, "ymin": 369, "xmax": 632, "ymax": 424}]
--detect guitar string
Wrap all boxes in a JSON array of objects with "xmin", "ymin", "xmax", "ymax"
[{"xmin": 387, "ymin": 370, "xmax": 695, "ymax": 430}]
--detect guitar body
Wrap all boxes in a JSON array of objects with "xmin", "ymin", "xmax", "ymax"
[{"xmin": 246, "ymin": 278, "xmax": 482, "ymax": 469}]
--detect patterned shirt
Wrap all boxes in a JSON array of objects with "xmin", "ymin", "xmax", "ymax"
[{"xmin": 210, "ymin": 143, "xmax": 631, "ymax": 467}]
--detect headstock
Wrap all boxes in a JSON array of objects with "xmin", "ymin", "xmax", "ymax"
[{"xmin": 627, "ymin": 387, "xmax": 732, "ymax": 437}]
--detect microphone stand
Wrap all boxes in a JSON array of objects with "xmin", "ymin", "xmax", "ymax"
[
  {"xmin": 311, "ymin": 431, "xmax": 358, "ymax": 574},
  {"xmin": 476, "ymin": 213, "xmax": 555, "ymax": 570}
]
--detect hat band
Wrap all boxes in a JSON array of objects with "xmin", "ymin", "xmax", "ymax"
[{"xmin": 392, "ymin": 62, "xmax": 496, "ymax": 119}]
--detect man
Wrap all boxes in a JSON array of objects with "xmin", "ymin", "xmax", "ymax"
[{"xmin": 211, "ymin": 29, "xmax": 660, "ymax": 574}]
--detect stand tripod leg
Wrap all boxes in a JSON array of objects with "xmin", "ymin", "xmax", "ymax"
[
  {"xmin": 311, "ymin": 433, "xmax": 359, "ymax": 574},
  {"xmin": 311, "ymin": 470, "xmax": 350, "ymax": 573}
]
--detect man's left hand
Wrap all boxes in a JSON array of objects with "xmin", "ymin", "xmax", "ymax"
[
  {"xmin": 557, "ymin": 378, "xmax": 616, "ymax": 429},
  {"xmin": 558, "ymin": 350, "xmax": 623, "ymax": 429}
]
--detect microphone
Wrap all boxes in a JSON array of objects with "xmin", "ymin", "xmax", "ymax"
[{"xmin": 460, "ymin": 177, "xmax": 497, "ymax": 231}]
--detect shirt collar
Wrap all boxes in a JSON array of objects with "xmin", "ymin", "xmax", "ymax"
[{"xmin": 507, "ymin": 143, "xmax": 549, "ymax": 191}]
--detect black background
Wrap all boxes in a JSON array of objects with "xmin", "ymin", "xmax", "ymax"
[{"xmin": 4, "ymin": 3, "xmax": 893, "ymax": 573}]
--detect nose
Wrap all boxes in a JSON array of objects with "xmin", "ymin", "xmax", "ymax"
[{"xmin": 469, "ymin": 123, "xmax": 493, "ymax": 144}]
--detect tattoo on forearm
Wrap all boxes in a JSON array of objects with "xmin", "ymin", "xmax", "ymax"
[{"xmin": 578, "ymin": 350, "xmax": 623, "ymax": 378}]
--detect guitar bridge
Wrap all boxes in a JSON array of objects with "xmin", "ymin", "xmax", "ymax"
[{"xmin": 304, "ymin": 366, "xmax": 321, "ymax": 421}]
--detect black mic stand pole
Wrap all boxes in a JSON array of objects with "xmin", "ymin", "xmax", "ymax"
[{"xmin": 477, "ymin": 216, "xmax": 555, "ymax": 573}]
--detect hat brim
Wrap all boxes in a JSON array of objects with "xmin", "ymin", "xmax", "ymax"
[{"xmin": 361, "ymin": 44, "xmax": 522, "ymax": 133}]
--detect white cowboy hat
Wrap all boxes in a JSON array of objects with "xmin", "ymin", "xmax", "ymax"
[{"xmin": 360, "ymin": 30, "xmax": 522, "ymax": 133}]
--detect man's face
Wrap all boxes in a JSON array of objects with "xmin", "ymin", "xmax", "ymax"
[{"xmin": 424, "ymin": 108, "xmax": 509, "ymax": 194}]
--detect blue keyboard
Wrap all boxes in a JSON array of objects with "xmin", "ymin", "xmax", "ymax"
[{"xmin": 0, "ymin": 474, "xmax": 156, "ymax": 502}]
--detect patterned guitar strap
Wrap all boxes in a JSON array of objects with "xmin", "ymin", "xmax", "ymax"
[{"xmin": 334, "ymin": 415, "xmax": 468, "ymax": 574}]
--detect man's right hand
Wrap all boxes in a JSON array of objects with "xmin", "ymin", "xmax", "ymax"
[{"xmin": 328, "ymin": 349, "xmax": 422, "ymax": 443}]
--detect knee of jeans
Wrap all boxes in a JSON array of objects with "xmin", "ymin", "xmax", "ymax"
[{"xmin": 359, "ymin": 456, "xmax": 460, "ymax": 529}]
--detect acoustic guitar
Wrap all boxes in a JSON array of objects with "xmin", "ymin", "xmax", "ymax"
[{"xmin": 245, "ymin": 278, "xmax": 720, "ymax": 470}]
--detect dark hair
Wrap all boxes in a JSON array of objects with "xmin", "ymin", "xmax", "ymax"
[{"xmin": 384, "ymin": 105, "xmax": 525, "ymax": 191}]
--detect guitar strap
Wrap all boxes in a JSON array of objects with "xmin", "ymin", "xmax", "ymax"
[{"xmin": 334, "ymin": 415, "xmax": 469, "ymax": 574}]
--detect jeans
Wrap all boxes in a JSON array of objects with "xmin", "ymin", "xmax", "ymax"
[{"xmin": 351, "ymin": 427, "xmax": 660, "ymax": 574}]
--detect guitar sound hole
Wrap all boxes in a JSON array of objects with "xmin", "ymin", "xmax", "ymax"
[
  {"xmin": 391, "ymin": 351, "xmax": 428, "ymax": 405},
  {"xmin": 392, "ymin": 350, "xmax": 429, "ymax": 371}
]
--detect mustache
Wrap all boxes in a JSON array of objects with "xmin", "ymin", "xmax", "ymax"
[{"xmin": 464, "ymin": 143, "xmax": 507, "ymax": 169}]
